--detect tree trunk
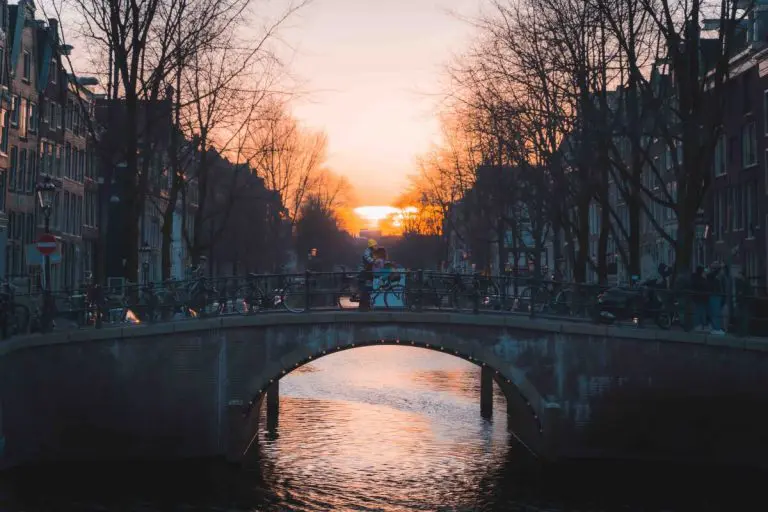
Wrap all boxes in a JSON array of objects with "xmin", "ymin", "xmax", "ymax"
[
  {"xmin": 575, "ymin": 197, "xmax": 590, "ymax": 283},
  {"xmin": 121, "ymin": 91, "xmax": 140, "ymax": 283},
  {"xmin": 598, "ymin": 203, "xmax": 610, "ymax": 284}
]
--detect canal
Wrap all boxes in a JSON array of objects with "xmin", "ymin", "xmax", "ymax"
[{"xmin": 0, "ymin": 345, "xmax": 762, "ymax": 510}]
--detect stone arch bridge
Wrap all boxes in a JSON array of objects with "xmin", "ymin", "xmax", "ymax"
[{"xmin": 2, "ymin": 311, "xmax": 768, "ymax": 470}]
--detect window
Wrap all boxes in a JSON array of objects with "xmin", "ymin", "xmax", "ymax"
[
  {"xmin": 22, "ymin": 51, "xmax": 30, "ymax": 82},
  {"xmin": 28, "ymin": 102, "xmax": 37, "ymax": 133},
  {"xmin": 715, "ymin": 134, "xmax": 727, "ymax": 176},
  {"xmin": 65, "ymin": 143, "xmax": 71, "ymax": 178},
  {"xmin": 63, "ymin": 192, "xmax": 70, "ymax": 233},
  {"xmin": 731, "ymin": 186, "xmax": 743, "ymax": 231},
  {"xmin": 65, "ymin": 100, "xmax": 73, "ymax": 130},
  {"xmin": 0, "ymin": 109, "xmax": 8, "ymax": 154},
  {"xmin": 49, "ymin": 102, "xmax": 56, "ymax": 126},
  {"xmin": 8, "ymin": 146, "xmax": 17, "ymax": 191},
  {"xmin": 10, "ymin": 95, "xmax": 18, "ymax": 127},
  {"xmin": 55, "ymin": 144, "xmax": 62, "ymax": 177},
  {"xmin": 18, "ymin": 98, "xmax": 27, "ymax": 138},
  {"xmin": 18, "ymin": 150, "xmax": 26, "ymax": 196},
  {"xmin": 746, "ymin": 182, "xmax": 755, "ymax": 237},
  {"xmin": 715, "ymin": 190, "xmax": 726, "ymax": 240},
  {"xmin": 27, "ymin": 150, "xmax": 36, "ymax": 193},
  {"xmin": 49, "ymin": 60, "xmax": 57, "ymax": 84},
  {"xmin": 57, "ymin": 103, "xmax": 63, "ymax": 129},
  {"xmin": 763, "ymin": 90, "xmax": 768, "ymax": 135},
  {"xmin": 743, "ymin": 122, "xmax": 757, "ymax": 167}
]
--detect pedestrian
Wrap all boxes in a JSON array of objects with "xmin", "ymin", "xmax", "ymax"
[
  {"xmin": 690, "ymin": 265, "xmax": 708, "ymax": 332},
  {"xmin": 359, "ymin": 239, "xmax": 377, "ymax": 311},
  {"xmin": 734, "ymin": 269, "xmax": 752, "ymax": 336},
  {"xmin": 706, "ymin": 262, "xmax": 726, "ymax": 335}
]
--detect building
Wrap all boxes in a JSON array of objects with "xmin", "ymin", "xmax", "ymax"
[
  {"xmin": 94, "ymin": 96, "xmax": 173, "ymax": 284},
  {"xmin": 5, "ymin": 0, "xmax": 40, "ymax": 282},
  {"xmin": 0, "ymin": 0, "xmax": 12, "ymax": 277}
]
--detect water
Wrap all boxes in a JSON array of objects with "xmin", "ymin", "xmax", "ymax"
[{"xmin": 0, "ymin": 346, "xmax": 764, "ymax": 511}]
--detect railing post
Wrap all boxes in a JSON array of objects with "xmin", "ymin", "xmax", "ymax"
[
  {"xmin": 416, "ymin": 269, "xmax": 424, "ymax": 312},
  {"xmin": 304, "ymin": 270, "xmax": 311, "ymax": 312},
  {"xmin": 472, "ymin": 274, "xmax": 480, "ymax": 314},
  {"xmin": 94, "ymin": 283, "xmax": 103, "ymax": 329}
]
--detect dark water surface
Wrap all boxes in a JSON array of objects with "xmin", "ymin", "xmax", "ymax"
[{"xmin": 1, "ymin": 346, "xmax": 763, "ymax": 511}]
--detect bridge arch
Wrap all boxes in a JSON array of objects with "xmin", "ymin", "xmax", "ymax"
[{"xmin": 239, "ymin": 331, "xmax": 549, "ymax": 458}]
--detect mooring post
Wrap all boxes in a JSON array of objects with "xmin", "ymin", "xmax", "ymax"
[
  {"xmin": 266, "ymin": 380, "xmax": 280, "ymax": 431},
  {"xmin": 480, "ymin": 366, "xmax": 493, "ymax": 419}
]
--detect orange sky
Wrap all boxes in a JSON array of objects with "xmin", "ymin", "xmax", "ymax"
[{"xmin": 285, "ymin": 0, "xmax": 480, "ymax": 205}]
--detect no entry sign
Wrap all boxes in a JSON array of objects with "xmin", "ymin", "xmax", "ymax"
[{"xmin": 36, "ymin": 233, "xmax": 57, "ymax": 256}]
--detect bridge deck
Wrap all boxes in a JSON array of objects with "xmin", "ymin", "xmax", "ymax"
[{"xmin": 2, "ymin": 310, "xmax": 765, "ymax": 357}]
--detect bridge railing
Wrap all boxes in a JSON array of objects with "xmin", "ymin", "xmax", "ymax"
[{"xmin": 2, "ymin": 271, "xmax": 766, "ymax": 338}]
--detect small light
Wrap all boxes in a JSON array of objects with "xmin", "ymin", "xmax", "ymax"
[
  {"xmin": 506, "ymin": 380, "xmax": 511, "ymax": 384},
  {"xmin": 495, "ymin": 371, "xmax": 499, "ymax": 374},
  {"xmin": 269, "ymin": 379, "xmax": 273, "ymax": 383},
  {"xmin": 281, "ymin": 370, "xmax": 286, "ymax": 374},
  {"xmin": 426, "ymin": 344, "xmax": 430, "ymax": 347},
  {"xmin": 534, "ymin": 414, "xmax": 538, "ymax": 419},
  {"xmin": 322, "ymin": 350, "xmax": 326, "ymax": 354},
  {"xmin": 396, "ymin": 340, "xmax": 400, "ymax": 344},
  {"xmin": 295, "ymin": 363, "xmax": 299, "ymax": 367},
  {"xmin": 351, "ymin": 343, "xmax": 355, "ymax": 347},
  {"xmin": 380, "ymin": 339, "xmax": 384, "ymax": 343},
  {"xmin": 308, "ymin": 356, "xmax": 312, "ymax": 360},
  {"xmin": 410, "ymin": 341, "xmax": 414, "ymax": 345}
]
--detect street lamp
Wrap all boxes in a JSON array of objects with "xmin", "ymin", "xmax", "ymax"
[
  {"xmin": 36, "ymin": 174, "xmax": 56, "ymax": 231},
  {"xmin": 36, "ymin": 174, "xmax": 58, "ymax": 333},
  {"xmin": 139, "ymin": 241, "xmax": 152, "ymax": 285}
]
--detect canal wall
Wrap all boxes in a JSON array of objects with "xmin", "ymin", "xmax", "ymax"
[{"xmin": 2, "ymin": 312, "xmax": 768, "ymax": 469}]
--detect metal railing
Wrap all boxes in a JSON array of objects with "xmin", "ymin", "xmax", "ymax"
[{"xmin": 1, "ymin": 270, "xmax": 765, "ymax": 339}]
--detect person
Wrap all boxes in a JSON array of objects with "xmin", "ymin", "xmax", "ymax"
[
  {"xmin": 690, "ymin": 265, "xmax": 708, "ymax": 332},
  {"xmin": 706, "ymin": 261, "xmax": 727, "ymax": 335},
  {"xmin": 359, "ymin": 239, "xmax": 377, "ymax": 311},
  {"xmin": 734, "ymin": 269, "xmax": 752, "ymax": 336}
]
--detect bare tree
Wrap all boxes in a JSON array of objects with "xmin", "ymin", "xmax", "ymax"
[{"xmin": 246, "ymin": 102, "xmax": 329, "ymax": 225}]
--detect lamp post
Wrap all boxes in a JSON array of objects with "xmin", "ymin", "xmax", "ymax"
[
  {"xmin": 36, "ymin": 174, "xmax": 57, "ymax": 333},
  {"xmin": 139, "ymin": 241, "xmax": 151, "ymax": 285}
]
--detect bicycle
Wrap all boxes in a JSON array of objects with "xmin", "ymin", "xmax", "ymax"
[
  {"xmin": 0, "ymin": 281, "xmax": 30, "ymax": 338},
  {"xmin": 370, "ymin": 270, "xmax": 406, "ymax": 309}
]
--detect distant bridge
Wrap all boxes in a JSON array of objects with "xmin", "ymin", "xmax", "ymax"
[{"xmin": 2, "ymin": 311, "xmax": 768, "ymax": 470}]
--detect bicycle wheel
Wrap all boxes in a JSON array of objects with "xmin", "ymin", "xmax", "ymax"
[
  {"xmin": 282, "ymin": 282, "xmax": 307, "ymax": 313},
  {"xmin": 383, "ymin": 284, "xmax": 406, "ymax": 308},
  {"xmin": 11, "ymin": 304, "xmax": 29, "ymax": 335}
]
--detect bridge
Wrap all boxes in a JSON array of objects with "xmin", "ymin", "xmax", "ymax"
[{"xmin": 1, "ymin": 311, "xmax": 768, "ymax": 470}]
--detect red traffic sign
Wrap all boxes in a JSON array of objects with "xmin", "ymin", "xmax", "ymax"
[{"xmin": 37, "ymin": 234, "xmax": 57, "ymax": 255}]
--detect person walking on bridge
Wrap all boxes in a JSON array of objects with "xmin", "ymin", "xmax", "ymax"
[{"xmin": 359, "ymin": 239, "xmax": 377, "ymax": 311}]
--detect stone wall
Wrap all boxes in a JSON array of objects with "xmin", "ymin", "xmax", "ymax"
[{"xmin": 2, "ymin": 312, "xmax": 768, "ymax": 469}]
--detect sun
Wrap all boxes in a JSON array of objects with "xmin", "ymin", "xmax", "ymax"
[{"xmin": 354, "ymin": 206, "xmax": 400, "ymax": 227}]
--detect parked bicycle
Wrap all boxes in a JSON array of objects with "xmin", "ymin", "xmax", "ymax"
[{"xmin": 0, "ymin": 280, "xmax": 30, "ymax": 338}]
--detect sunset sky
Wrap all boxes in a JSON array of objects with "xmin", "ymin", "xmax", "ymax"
[{"xmin": 284, "ymin": 0, "xmax": 481, "ymax": 206}]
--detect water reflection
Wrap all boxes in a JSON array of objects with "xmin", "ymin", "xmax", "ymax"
[{"xmin": 256, "ymin": 346, "xmax": 513, "ymax": 511}]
